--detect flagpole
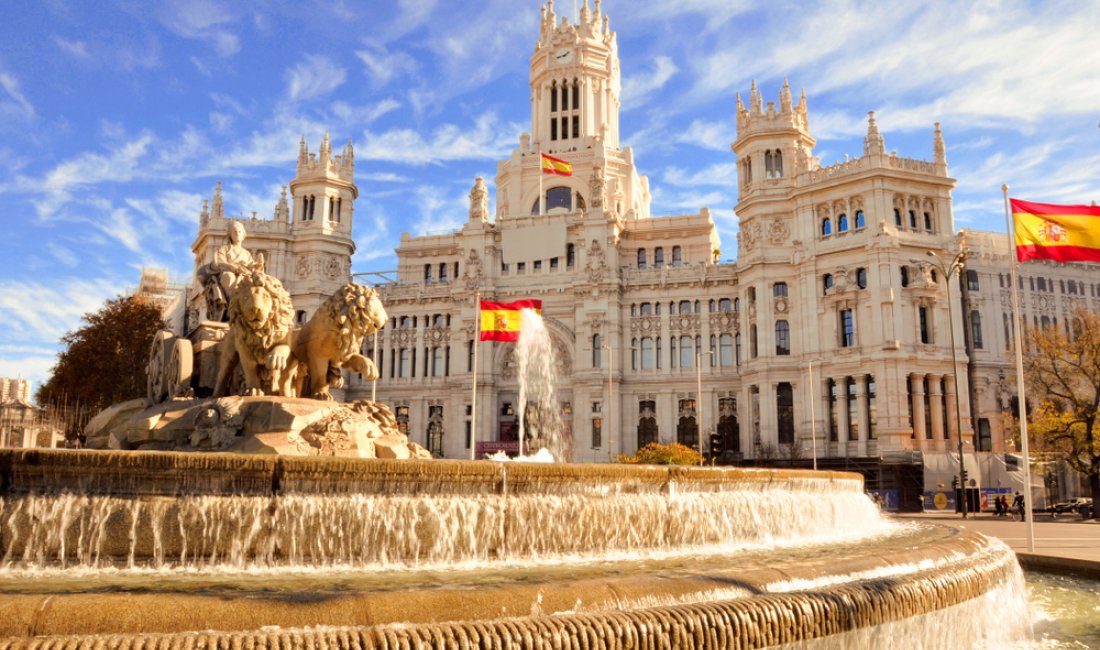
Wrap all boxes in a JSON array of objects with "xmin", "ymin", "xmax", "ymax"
[
  {"xmin": 808, "ymin": 359, "xmax": 817, "ymax": 471},
  {"xmin": 1002, "ymin": 184, "xmax": 1036, "ymax": 552},
  {"xmin": 471, "ymin": 291, "xmax": 481, "ymax": 461},
  {"xmin": 539, "ymin": 151, "xmax": 545, "ymax": 216}
]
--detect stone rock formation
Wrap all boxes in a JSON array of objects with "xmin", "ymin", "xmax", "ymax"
[{"xmin": 84, "ymin": 396, "xmax": 430, "ymax": 459}]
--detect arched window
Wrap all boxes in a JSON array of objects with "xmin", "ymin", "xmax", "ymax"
[
  {"xmin": 773, "ymin": 282, "xmax": 788, "ymax": 297},
  {"xmin": 631, "ymin": 338, "xmax": 638, "ymax": 370},
  {"xmin": 439, "ymin": 263, "xmax": 448, "ymax": 283},
  {"xmin": 679, "ymin": 300, "xmax": 691, "ymax": 314},
  {"xmin": 424, "ymin": 264, "xmax": 433, "ymax": 284},
  {"xmin": 640, "ymin": 302, "xmax": 653, "ymax": 315},
  {"xmin": 775, "ymin": 320, "xmax": 790, "ymax": 355},
  {"xmin": 671, "ymin": 246, "xmax": 682, "ymax": 267},
  {"xmin": 637, "ymin": 249, "xmax": 647, "ymax": 269},
  {"xmin": 966, "ymin": 269, "xmax": 979, "ymax": 291},
  {"xmin": 593, "ymin": 334, "xmax": 602, "ymax": 367},
  {"xmin": 654, "ymin": 247, "xmax": 664, "ymax": 268},
  {"xmin": 909, "ymin": 210, "xmax": 917, "ymax": 229},
  {"xmin": 838, "ymin": 213, "xmax": 849, "ymax": 232},
  {"xmin": 732, "ymin": 298, "xmax": 740, "ymax": 312},
  {"xmin": 550, "ymin": 80, "xmax": 558, "ymax": 112},
  {"xmin": 719, "ymin": 298, "xmax": 732, "ymax": 312},
  {"xmin": 823, "ymin": 274, "xmax": 834, "ymax": 294},
  {"xmin": 855, "ymin": 210, "xmax": 865, "ymax": 229},
  {"xmin": 708, "ymin": 299, "xmax": 716, "ymax": 313},
  {"xmin": 923, "ymin": 212, "xmax": 933, "ymax": 231},
  {"xmin": 856, "ymin": 267, "xmax": 868, "ymax": 289},
  {"xmin": 901, "ymin": 267, "xmax": 910, "ymax": 287},
  {"xmin": 777, "ymin": 383, "xmax": 794, "ymax": 444},
  {"xmin": 694, "ymin": 300, "xmax": 701, "ymax": 313},
  {"xmin": 773, "ymin": 150, "xmax": 783, "ymax": 178},
  {"xmin": 894, "ymin": 208, "xmax": 902, "ymax": 226},
  {"xmin": 822, "ymin": 218, "xmax": 832, "ymax": 236},
  {"xmin": 567, "ymin": 243, "xmax": 575, "ymax": 268}
]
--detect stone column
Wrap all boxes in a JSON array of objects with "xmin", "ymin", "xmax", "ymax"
[
  {"xmin": 854, "ymin": 375, "xmax": 869, "ymax": 456},
  {"xmin": 944, "ymin": 373, "xmax": 959, "ymax": 444},
  {"xmin": 928, "ymin": 375, "xmax": 945, "ymax": 449},
  {"xmin": 910, "ymin": 374, "xmax": 927, "ymax": 448}
]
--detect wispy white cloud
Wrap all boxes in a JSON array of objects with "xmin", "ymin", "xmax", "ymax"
[
  {"xmin": 285, "ymin": 54, "xmax": 347, "ymax": 101},
  {"xmin": 663, "ymin": 162, "xmax": 737, "ymax": 187},
  {"xmin": 0, "ymin": 277, "xmax": 123, "ymax": 344},
  {"xmin": 409, "ymin": 185, "xmax": 465, "ymax": 235},
  {"xmin": 621, "ymin": 56, "xmax": 678, "ymax": 111},
  {"xmin": 52, "ymin": 36, "xmax": 89, "ymax": 59},
  {"xmin": 0, "ymin": 69, "xmax": 35, "ymax": 121},
  {"xmin": 45, "ymin": 242, "xmax": 79, "ymax": 268},
  {"xmin": 360, "ymin": 113, "xmax": 520, "ymax": 165},
  {"xmin": 356, "ymin": 43, "xmax": 418, "ymax": 88},
  {"xmin": 159, "ymin": 0, "xmax": 241, "ymax": 57}
]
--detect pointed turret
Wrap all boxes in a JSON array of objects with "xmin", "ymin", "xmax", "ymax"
[
  {"xmin": 320, "ymin": 130, "xmax": 332, "ymax": 164},
  {"xmin": 275, "ymin": 185, "xmax": 289, "ymax": 222},
  {"xmin": 580, "ymin": 0, "xmax": 590, "ymax": 25},
  {"xmin": 864, "ymin": 111, "xmax": 885, "ymax": 156},
  {"xmin": 200, "ymin": 199, "xmax": 209, "ymax": 225},
  {"xmin": 211, "ymin": 181, "xmax": 224, "ymax": 220},
  {"xmin": 933, "ymin": 122, "xmax": 946, "ymax": 166},
  {"xmin": 780, "ymin": 77, "xmax": 793, "ymax": 113}
]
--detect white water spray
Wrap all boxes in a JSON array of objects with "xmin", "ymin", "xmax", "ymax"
[{"xmin": 515, "ymin": 309, "xmax": 563, "ymax": 459}]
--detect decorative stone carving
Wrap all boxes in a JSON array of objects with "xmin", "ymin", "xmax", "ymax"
[
  {"xmin": 464, "ymin": 248, "xmax": 483, "ymax": 291},
  {"xmin": 742, "ymin": 222, "xmax": 760, "ymax": 252},
  {"xmin": 469, "ymin": 176, "xmax": 489, "ymax": 222},
  {"xmin": 589, "ymin": 167, "xmax": 605, "ymax": 209},
  {"xmin": 295, "ymin": 255, "xmax": 312, "ymax": 280},
  {"xmin": 585, "ymin": 238, "xmax": 607, "ymax": 283},
  {"xmin": 323, "ymin": 255, "xmax": 341, "ymax": 280},
  {"xmin": 767, "ymin": 219, "xmax": 790, "ymax": 245}
]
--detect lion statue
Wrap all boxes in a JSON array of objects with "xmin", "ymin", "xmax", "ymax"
[
  {"xmin": 213, "ymin": 259, "xmax": 296, "ymax": 397},
  {"xmin": 291, "ymin": 282, "xmax": 387, "ymax": 400}
]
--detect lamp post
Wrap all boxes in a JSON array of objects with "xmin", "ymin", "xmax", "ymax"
[
  {"xmin": 926, "ymin": 249, "xmax": 970, "ymax": 519},
  {"xmin": 696, "ymin": 350, "xmax": 715, "ymax": 455},
  {"xmin": 602, "ymin": 342, "xmax": 614, "ymax": 462}
]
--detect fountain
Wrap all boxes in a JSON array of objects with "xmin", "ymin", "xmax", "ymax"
[
  {"xmin": 514, "ymin": 308, "xmax": 563, "ymax": 460},
  {"xmin": 0, "ymin": 448, "xmax": 1031, "ymax": 648}
]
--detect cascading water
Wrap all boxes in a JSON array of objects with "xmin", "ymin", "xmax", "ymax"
[
  {"xmin": 0, "ymin": 451, "xmax": 1037, "ymax": 647},
  {"xmin": 514, "ymin": 308, "xmax": 563, "ymax": 460}
]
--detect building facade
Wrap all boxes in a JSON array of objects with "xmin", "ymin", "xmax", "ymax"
[
  {"xmin": 0, "ymin": 378, "xmax": 63, "ymax": 449},
  {"xmin": 344, "ymin": 0, "xmax": 1098, "ymax": 505}
]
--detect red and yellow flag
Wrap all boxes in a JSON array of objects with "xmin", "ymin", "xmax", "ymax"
[
  {"xmin": 540, "ymin": 153, "xmax": 572, "ymax": 177},
  {"xmin": 479, "ymin": 299, "xmax": 543, "ymax": 342},
  {"xmin": 1011, "ymin": 199, "xmax": 1100, "ymax": 263}
]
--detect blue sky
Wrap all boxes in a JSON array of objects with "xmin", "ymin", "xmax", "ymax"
[{"xmin": 1, "ymin": 0, "xmax": 1098, "ymax": 392}]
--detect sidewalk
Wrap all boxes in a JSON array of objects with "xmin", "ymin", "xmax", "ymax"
[{"xmin": 894, "ymin": 512, "xmax": 1100, "ymax": 578}]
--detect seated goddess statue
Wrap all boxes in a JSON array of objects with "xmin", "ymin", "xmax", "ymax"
[{"xmin": 196, "ymin": 221, "xmax": 255, "ymax": 322}]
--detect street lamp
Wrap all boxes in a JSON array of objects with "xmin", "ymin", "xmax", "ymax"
[
  {"xmin": 602, "ymin": 342, "xmax": 614, "ymax": 462},
  {"xmin": 926, "ymin": 249, "xmax": 970, "ymax": 519},
  {"xmin": 696, "ymin": 350, "xmax": 715, "ymax": 455}
]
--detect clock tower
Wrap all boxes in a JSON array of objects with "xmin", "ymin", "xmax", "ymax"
[{"xmin": 493, "ymin": 0, "xmax": 650, "ymax": 221}]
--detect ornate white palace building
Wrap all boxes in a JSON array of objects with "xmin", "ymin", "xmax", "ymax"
[{"xmin": 184, "ymin": 1, "xmax": 1099, "ymax": 508}]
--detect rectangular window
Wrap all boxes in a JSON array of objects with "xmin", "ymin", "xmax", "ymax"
[
  {"xmin": 847, "ymin": 378, "xmax": 858, "ymax": 441},
  {"xmin": 550, "ymin": 257, "xmax": 559, "ymax": 269},
  {"xmin": 919, "ymin": 306, "xmax": 931, "ymax": 344},
  {"xmin": 593, "ymin": 334, "xmax": 602, "ymax": 368},
  {"xmin": 517, "ymin": 262, "xmax": 525, "ymax": 273},
  {"xmin": 641, "ymin": 338, "xmax": 654, "ymax": 370},
  {"xmin": 977, "ymin": 418, "xmax": 992, "ymax": 452},
  {"xmin": 828, "ymin": 379, "xmax": 838, "ymax": 442},
  {"xmin": 550, "ymin": 119, "xmax": 557, "ymax": 140},
  {"xmin": 591, "ymin": 418, "xmax": 602, "ymax": 449},
  {"xmin": 465, "ymin": 420, "xmax": 472, "ymax": 449},
  {"xmin": 533, "ymin": 260, "xmax": 542, "ymax": 271},
  {"xmin": 433, "ymin": 346, "xmax": 444, "ymax": 377},
  {"xmin": 561, "ymin": 117, "xmax": 568, "ymax": 139},
  {"xmin": 572, "ymin": 115, "xmax": 579, "ymax": 140},
  {"xmin": 839, "ymin": 309, "xmax": 854, "ymax": 347}
]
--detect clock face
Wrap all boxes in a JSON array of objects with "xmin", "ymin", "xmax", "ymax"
[{"xmin": 554, "ymin": 48, "xmax": 573, "ymax": 64}]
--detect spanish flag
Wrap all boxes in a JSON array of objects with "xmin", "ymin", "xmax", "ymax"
[
  {"xmin": 541, "ymin": 153, "xmax": 573, "ymax": 177},
  {"xmin": 1011, "ymin": 199, "xmax": 1100, "ymax": 263},
  {"xmin": 480, "ymin": 299, "xmax": 543, "ymax": 342}
]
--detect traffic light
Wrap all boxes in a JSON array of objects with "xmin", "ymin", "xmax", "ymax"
[
  {"xmin": 951, "ymin": 476, "xmax": 959, "ymax": 490},
  {"xmin": 709, "ymin": 433, "xmax": 723, "ymax": 456},
  {"xmin": 960, "ymin": 469, "xmax": 969, "ymax": 485}
]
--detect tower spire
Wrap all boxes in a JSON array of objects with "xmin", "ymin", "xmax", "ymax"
[
  {"xmin": 780, "ymin": 77, "xmax": 793, "ymax": 113},
  {"xmin": 863, "ymin": 111, "xmax": 885, "ymax": 156},
  {"xmin": 933, "ymin": 122, "xmax": 946, "ymax": 166},
  {"xmin": 211, "ymin": 181, "xmax": 224, "ymax": 220}
]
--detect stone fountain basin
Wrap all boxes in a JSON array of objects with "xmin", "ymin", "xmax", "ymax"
[{"xmin": 0, "ymin": 450, "xmax": 1019, "ymax": 648}]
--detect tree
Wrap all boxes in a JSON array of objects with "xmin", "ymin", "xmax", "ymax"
[
  {"xmin": 616, "ymin": 442, "xmax": 703, "ymax": 466},
  {"xmin": 36, "ymin": 295, "xmax": 165, "ymax": 440},
  {"xmin": 1023, "ymin": 308, "xmax": 1100, "ymax": 518}
]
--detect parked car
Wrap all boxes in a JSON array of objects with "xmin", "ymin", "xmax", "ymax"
[{"xmin": 1049, "ymin": 497, "xmax": 1093, "ymax": 516}]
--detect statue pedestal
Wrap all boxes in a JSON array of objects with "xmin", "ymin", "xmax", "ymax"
[{"xmin": 190, "ymin": 321, "xmax": 229, "ymax": 396}]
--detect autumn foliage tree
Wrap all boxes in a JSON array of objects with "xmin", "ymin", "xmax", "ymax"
[
  {"xmin": 616, "ymin": 442, "xmax": 704, "ymax": 466},
  {"xmin": 36, "ymin": 295, "xmax": 165, "ymax": 438},
  {"xmin": 1023, "ymin": 308, "xmax": 1100, "ymax": 518}
]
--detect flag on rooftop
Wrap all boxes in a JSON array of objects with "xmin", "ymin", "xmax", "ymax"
[
  {"xmin": 540, "ymin": 153, "xmax": 572, "ymax": 177},
  {"xmin": 480, "ymin": 299, "xmax": 542, "ymax": 342},
  {"xmin": 1011, "ymin": 198, "xmax": 1100, "ymax": 263}
]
